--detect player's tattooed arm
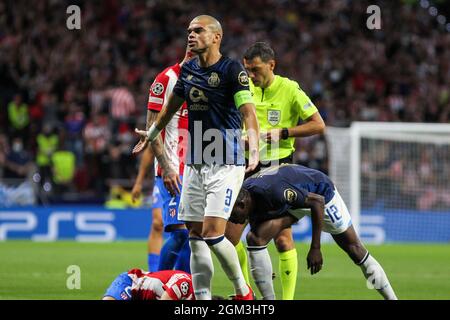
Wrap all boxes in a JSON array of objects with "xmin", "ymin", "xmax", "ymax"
[
  {"xmin": 304, "ymin": 192, "xmax": 324, "ymax": 275},
  {"xmin": 133, "ymin": 94, "xmax": 184, "ymax": 154},
  {"xmin": 146, "ymin": 111, "xmax": 170, "ymax": 172},
  {"xmin": 154, "ymin": 93, "xmax": 184, "ymax": 130},
  {"xmin": 147, "ymin": 111, "xmax": 182, "ymax": 196},
  {"xmin": 145, "ymin": 109, "xmax": 158, "ymax": 130}
]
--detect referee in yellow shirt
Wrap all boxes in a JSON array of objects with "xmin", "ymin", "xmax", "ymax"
[{"xmin": 226, "ymin": 42, "xmax": 325, "ymax": 300}]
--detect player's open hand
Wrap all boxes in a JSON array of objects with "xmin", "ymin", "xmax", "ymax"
[
  {"xmin": 132, "ymin": 129, "xmax": 149, "ymax": 154},
  {"xmin": 307, "ymin": 248, "xmax": 323, "ymax": 275},
  {"xmin": 163, "ymin": 170, "xmax": 182, "ymax": 197}
]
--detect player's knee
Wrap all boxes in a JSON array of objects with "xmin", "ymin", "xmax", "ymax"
[
  {"xmin": 225, "ymin": 223, "xmax": 243, "ymax": 246},
  {"xmin": 151, "ymin": 215, "xmax": 163, "ymax": 234},
  {"xmin": 246, "ymin": 232, "xmax": 266, "ymax": 247},
  {"xmin": 274, "ymin": 234, "xmax": 295, "ymax": 252},
  {"xmin": 185, "ymin": 222, "xmax": 202, "ymax": 239}
]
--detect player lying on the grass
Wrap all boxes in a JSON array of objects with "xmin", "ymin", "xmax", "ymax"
[
  {"xmin": 229, "ymin": 164, "xmax": 398, "ymax": 300},
  {"xmin": 103, "ymin": 268, "xmax": 194, "ymax": 300}
]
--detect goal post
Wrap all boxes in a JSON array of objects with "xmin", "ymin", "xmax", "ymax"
[{"xmin": 325, "ymin": 122, "xmax": 450, "ymax": 243}]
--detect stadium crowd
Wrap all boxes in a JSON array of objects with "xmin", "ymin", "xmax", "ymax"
[
  {"xmin": 0, "ymin": 0, "xmax": 449, "ymax": 204},
  {"xmin": 361, "ymin": 141, "xmax": 450, "ymax": 211}
]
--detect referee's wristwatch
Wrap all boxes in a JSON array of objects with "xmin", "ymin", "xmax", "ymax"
[{"xmin": 281, "ymin": 127, "xmax": 289, "ymax": 140}]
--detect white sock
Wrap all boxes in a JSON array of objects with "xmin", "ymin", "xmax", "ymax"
[
  {"xmin": 248, "ymin": 246, "xmax": 275, "ymax": 300},
  {"xmin": 189, "ymin": 238, "xmax": 213, "ymax": 300},
  {"xmin": 358, "ymin": 252, "xmax": 398, "ymax": 300},
  {"xmin": 206, "ymin": 235, "xmax": 249, "ymax": 296}
]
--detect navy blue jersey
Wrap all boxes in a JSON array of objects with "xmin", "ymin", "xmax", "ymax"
[
  {"xmin": 243, "ymin": 164, "xmax": 335, "ymax": 223},
  {"xmin": 173, "ymin": 56, "xmax": 250, "ymax": 165}
]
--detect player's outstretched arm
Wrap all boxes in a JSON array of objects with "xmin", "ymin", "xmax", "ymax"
[
  {"xmin": 153, "ymin": 92, "xmax": 184, "ymax": 131},
  {"xmin": 304, "ymin": 192, "xmax": 325, "ymax": 275},
  {"xmin": 133, "ymin": 93, "xmax": 184, "ymax": 150},
  {"xmin": 133, "ymin": 110, "xmax": 159, "ymax": 154},
  {"xmin": 240, "ymin": 103, "xmax": 260, "ymax": 172}
]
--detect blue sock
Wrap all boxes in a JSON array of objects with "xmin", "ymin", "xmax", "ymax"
[
  {"xmin": 148, "ymin": 253, "xmax": 159, "ymax": 272},
  {"xmin": 158, "ymin": 229, "xmax": 189, "ymax": 271},
  {"xmin": 174, "ymin": 238, "xmax": 191, "ymax": 273}
]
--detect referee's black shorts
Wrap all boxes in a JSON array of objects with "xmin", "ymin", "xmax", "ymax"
[{"xmin": 244, "ymin": 154, "xmax": 293, "ymax": 179}]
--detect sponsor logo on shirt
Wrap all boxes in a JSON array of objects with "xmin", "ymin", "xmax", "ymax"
[
  {"xmin": 189, "ymin": 87, "xmax": 208, "ymax": 103},
  {"xmin": 207, "ymin": 72, "xmax": 220, "ymax": 87}
]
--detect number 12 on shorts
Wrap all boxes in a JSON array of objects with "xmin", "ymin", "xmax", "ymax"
[{"xmin": 326, "ymin": 204, "xmax": 342, "ymax": 223}]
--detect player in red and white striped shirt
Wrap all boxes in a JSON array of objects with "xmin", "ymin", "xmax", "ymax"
[
  {"xmin": 103, "ymin": 268, "xmax": 194, "ymax": 300},
  {"xmin": 105, "ymin": 87, "xmax": 136, "ymax": 120},
  {"xmin": 147, "ymin": 62, "xmax": 189, "ymax": 178},
  {"xmin": 132, "ymin": 47, "xmax": 194, "ymax": 273}
]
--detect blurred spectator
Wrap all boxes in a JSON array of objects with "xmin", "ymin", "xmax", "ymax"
[
  {"xmin": 51, "ymin": 142, "xmax": 76, "ymax": 196},
  {"xmin": 83, "ymin": 113, "xmax": 111, "ymax": 193},
  {"xmin": 7, "ymin": 94, "xmax": 29, "ymax": 141},
  {"xmin": 105, "ymin": 122, "xmax": 134, "ymax": 180},
  {"xmin": 104, "ymin": 87, "xmax": 136, "ymax": 121},
  {"xmin": 1, "ymin": 137, "xmax": 32, "ymax": 179},
  {"xmin": 83, "ymin": 113, "xmax": 110, "ymax": 154},
  {"xmin": 0, "ymin": 133, "xmax": 10, "ymax": 178},
  {"xmin": 36, "ymin": 124, "xmax": 59, "ymax": 185},
  {"xmin": 64, "ymin": 104, "xmax": 85, "ymax": 165}
]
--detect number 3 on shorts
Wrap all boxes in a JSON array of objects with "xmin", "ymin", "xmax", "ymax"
[{"xmin": 224, "ymin": 188, "xmax": 233, "ymax": 207}]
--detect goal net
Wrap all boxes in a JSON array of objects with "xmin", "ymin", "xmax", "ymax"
[{"xmin": 325, "ymin": 122, "xmax": 450, "ymax": 243}]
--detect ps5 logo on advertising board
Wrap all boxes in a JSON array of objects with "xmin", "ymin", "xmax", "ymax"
[{"xmin": 0, "ymin": 211, "xmax": 116, "ymax": 241}]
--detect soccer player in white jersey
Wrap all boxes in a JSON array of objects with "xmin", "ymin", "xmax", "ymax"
[{"xmin": 135, "ymin": 15, "xmax": 260, "ymax": 300}]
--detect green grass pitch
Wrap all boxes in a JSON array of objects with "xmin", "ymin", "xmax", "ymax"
[{"xmin": 0, "ymin": 241, "xmax": 449, "ymax": 300}]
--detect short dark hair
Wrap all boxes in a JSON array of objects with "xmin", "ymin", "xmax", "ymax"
[{"xmin": 244, "ymin": 42, "xmax": 275, "ymax": 62}]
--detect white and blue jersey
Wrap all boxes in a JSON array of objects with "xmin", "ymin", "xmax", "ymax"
[{"xmin": 173, "ymin": 56, "xmax": 251, "ymax": 165}]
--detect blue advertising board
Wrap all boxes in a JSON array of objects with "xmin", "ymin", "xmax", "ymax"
[{"xmin": 1, "ymin": 206, "xmax": 449, "ymax": 243}]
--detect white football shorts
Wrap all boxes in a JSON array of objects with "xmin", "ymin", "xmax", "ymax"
[
  {"xmin": 178, "ymin": 164, "xmax": 245, "ymax": 222},
  {"xmin": 287, "ymin": 188, "xmax": 353, "ymax": 235}
]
